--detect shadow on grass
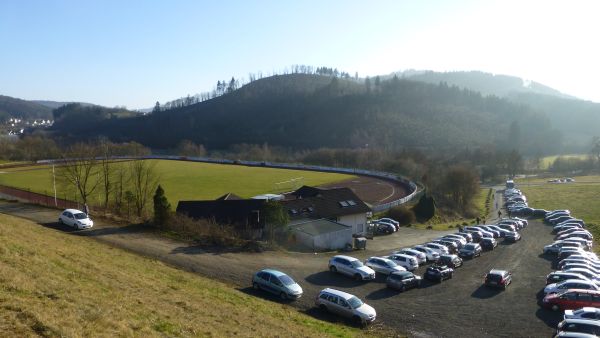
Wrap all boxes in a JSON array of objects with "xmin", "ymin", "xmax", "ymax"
[
  {"xmin": 237, "ymin": 286, "xmax": 296, "ymax": 304},
  {"xmin": 470, "ymin": 284, "xmax": 504, "ymax": 299},
  {"xmin": 305, "ymin": 271, "xmax": 372, "ymax": 288}
]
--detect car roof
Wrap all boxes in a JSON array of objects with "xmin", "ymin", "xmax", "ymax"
[
  {"xmin": 63, "ymin": 208, "xmax": 83, "ymax": 213},
  {"xmin": 390, "ymin": 271, "xmax": 413, "ymax": 277},
  {"xmin": 561, "ymin": 318, "xmax": 600, "ymax": 326},
  {"xmin": 259, "ymin": 269, "xmax": 287, "ymax": 277},
  {"xmin": 389, "ymin": 253, "xmax": 412, "ymax": 259},
  {"xmin": 320, "ymin": 288, "xmax": 354, "ymax": 300},
  {"xmin": 488, "ymin": 269, "xmax": 508, "ymax": 275},
  {"xmin": 370, "ymin": 256, "xmax": 393, "ymax": 262},
  {"xmin": 559, "ymin": 288, "xmax": 600, "ymax": 295},
  {"xmin": 332, "ymin": 255, "xmax": 358, "ymax": 261}
]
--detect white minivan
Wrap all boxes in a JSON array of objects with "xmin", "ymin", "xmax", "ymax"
[{"xmin": 315, "ymin": 288, "xmax": 376, "ymax": 325}]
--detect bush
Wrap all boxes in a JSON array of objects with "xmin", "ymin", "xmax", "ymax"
[
  {"xmin": 413, "ymin": 193, "xmax": 436, "ymax": 220},
  {"xmin": 387, "ymin": 205, "xmax": 416, "ymax": 225}
]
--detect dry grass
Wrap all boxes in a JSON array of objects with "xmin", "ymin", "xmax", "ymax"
[{"xmin": 0, "ymin": 213, "xmax": 369, "ymax": 337}]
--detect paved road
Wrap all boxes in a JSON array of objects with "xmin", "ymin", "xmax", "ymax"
[{"xmin": 0, "ymin": 200, "xmax": 559, "ymax": 337}]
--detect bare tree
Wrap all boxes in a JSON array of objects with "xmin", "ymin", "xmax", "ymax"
[
  {"xmin": 56, "ymin": 143, "xmax": 100, "ymax": 208},
  {"xmin": 129, "ymin": 159, "xmax": 159, "ymax": 217},
  {"xmin": 98, "ymin": 139, "xmax": 113, "ymax": 211}
]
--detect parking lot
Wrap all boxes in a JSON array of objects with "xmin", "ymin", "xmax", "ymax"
[{"xmin": 0, "ymin": 201, "xmax": 560, "ymax": 337}]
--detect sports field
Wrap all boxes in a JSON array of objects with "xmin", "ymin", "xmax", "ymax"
[
  {"xmin": 539, "ymin": 154, "xmax": 589, "ymax": 170},
  {"xmin": 520, "ymin": 179, "xmax": 600, "ymax": 251},
  {"xmin": 0, "ymin": 159, "xmax": 354, "ymax": 204}
]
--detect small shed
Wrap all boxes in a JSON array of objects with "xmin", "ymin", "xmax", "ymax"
[{"xmin": 291, "ymin": 219, "xmax": 352, "ymax": 251}]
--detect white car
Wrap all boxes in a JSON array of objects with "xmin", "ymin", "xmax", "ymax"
[
  {"xmin": 544, "ymin": 279, "xmax": 600, "ymax": 295},
  {"xmin": 387, "ymin": 254, "xmax": 419, "ymax": 271},
  {"xmin": 328, "ymin": 255, "xmax": 376, "ymax": 281},
  {"xmin": 365, "ymin": 257, "xmax": 406, "ymax": 275},
  {"xmin": 315, "ymin": 288, "xmax": 376, "ymax": 325},
  {"xmin": 564, "ymin": 307, "xmax": 600, "ymax": 320},
  {"xmin": 378, "ymin": 218, "xmax": 400, "ymax": 230},
  {"xmin": 58, "ymin": 209, "xmax": 93, "ymax": 229},
  {"xmin": 423, "ymin": 242, "xmax": 449, "ymax": 255},
  {"xmin": 394, "ymin": 248, "xmax": 426, "ymax": 264},
  {"xmin": 412, "ymin": 245, "xmax": 440, "ymax": 262}
]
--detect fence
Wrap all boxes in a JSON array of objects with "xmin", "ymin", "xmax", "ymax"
[
  {"xmin": 34, "ymin": 155, "xmax": 422, "ymax": 212},
  {"xmin": 0, "ymin": 185, "xmax": 79, "ymax": 210}
]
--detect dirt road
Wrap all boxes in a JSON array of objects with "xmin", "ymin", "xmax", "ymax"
[{"xmin": 0, "ymin": 201, "xmax": 559, "ymax": 337}]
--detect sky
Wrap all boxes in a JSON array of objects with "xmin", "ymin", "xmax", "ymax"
[{"xmin": 1, "ymin": 0, "xmax": 600, "ymax": 109}]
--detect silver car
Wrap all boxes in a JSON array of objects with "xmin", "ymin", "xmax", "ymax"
[
  {"xmin": 365, "ymin": 256, "xmax": 407, "ymax": 275},
  {"xmin": 252, "ymin": 269, "xmax": 303, "ymax": 300},
  {"xmin": 315, "ymin": 288, "xmax": 376, "ymax": 325},
  {"xmin": 329, "ymin": 255, "xmax": 376, "ymax": 281}
]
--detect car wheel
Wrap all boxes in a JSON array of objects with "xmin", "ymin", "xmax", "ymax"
[
  {"xmin": 58, "ymin": 218, "xmax": 63, "ymax": 224},
  {"xmin": 551, "ymin": 304, "xmax": 560, "ymax": 311},
  {"xmin": 329, "ymin": 266, "xmax": 337, "ymax": 273},
  {"xmin": 449, "ymin": 273, "xmax": 453, "ymax": 279},
  {"xmin": 252, "ymin": 282, "xmax": 259, "ymax": 290},
  {"xmin": 319, "ymin": 304, "xmax": 328, "ymax": 313},
  {"xmin": 352, "ymin": 315, "xmax": 363, "ymax": 325},
  {"xmin": 354, "ymin": 274, "xmax": 362, "ymax": 281},
  {"xmin": 280, "ymin": 292, "xmax": 287, "ymax": 300},
  {"xmin": 400, "ymin": 285, "xmax": 406, "ymax": 292}
]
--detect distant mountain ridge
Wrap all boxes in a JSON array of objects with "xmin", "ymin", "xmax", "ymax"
[
  {"xmin": 48, "ymin": 73, "xmax": 563, "ymax": 155},
  {"xmin": 0, "ymin": 95, "xmax": 52, "ymax": 122},
  {"xmin": 32, "ymin": 100, "xmax": 98, "ymax": 110},
  {"xmin": 399, "ymin": 70, "xmax": 576, "ymax": 100}
]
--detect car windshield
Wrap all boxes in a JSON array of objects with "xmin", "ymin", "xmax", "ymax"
[
  {"xmin": 487, "ymin": 273, "xmax": 503, "ymax": 281},
  {"xmin": 74, "ymin": 213, "xmax": 88, "ymax": 220},
  {"xmin": 351, "ymin": 260, "xmax": 364, "ymax": 268},
  {"xmin": 278, "ymin": 275, "xmax": 295, "ymax": 286},
  {"xmin": 465, "ymin": 244, "xmax": 475, "ymax": 250},
  {"xmin": 347, "ymin": 296, "xmax": 363, "ymax": 309},
  {"xmin": 386, "ymin": 260, "xmax": 398, "ymax": 267}
]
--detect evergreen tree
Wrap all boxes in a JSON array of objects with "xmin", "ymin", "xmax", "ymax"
[{"xmin": 153, "ymin": 184, "xmax": 171, "ymax": 227}]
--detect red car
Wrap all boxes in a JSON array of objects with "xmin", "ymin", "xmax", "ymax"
[{"xmin": 542, "ymin": 289, "xmax": 600, "ymax": 311}]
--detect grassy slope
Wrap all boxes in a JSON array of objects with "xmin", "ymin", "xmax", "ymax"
[
  {"xmin": 539, "ymin": 154, "xmax": 588, "ymax": 170},
  {"xmin": 0, "ymin": 160, "xmax": 354, "ymax": 203},
  {"xmin": 520, "ymin": 181, "xmax": 600, "ymax": 252},
  {"xmin": 413, "ymin": 188, "xmax": 490, "ymax": 231},
  {"xmin": 0, "ymin": 213, "xmax": 367, "ymax": 337}
]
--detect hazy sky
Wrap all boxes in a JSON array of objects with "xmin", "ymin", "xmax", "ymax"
[{"xmin": 1, "ymin": 0, "xmax": 599, "ymax": 108}]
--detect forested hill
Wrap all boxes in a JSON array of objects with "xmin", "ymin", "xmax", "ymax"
[
  {"xmin": 403, "ymin": 70, "xmax": 574, "ymax": 100},
  {"xmin": 402, "ymin": 70, "xmax": 600, "ymax": 148},
  {"xmin": 50, "ymin": 74, "xmax": 562, "ymax": 154},
  {"xmin": 0, "ymin": 95, "xmax": 53, "ymax": 122}
]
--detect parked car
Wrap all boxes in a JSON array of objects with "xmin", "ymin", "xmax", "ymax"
[
  {"xmin": 562, "ymin": 269, "xmax": 600, "ymax": 283},
  {"xmin": 556, "ymin": 318, "xmax": 600, "ymax": 336},
  {"xmin": 484, "ymin": 269, "xmax": 512, "ymax": 290},
  {"xmin": 543, "ymin": 289, "xmax": 600, "ymax": 311},
  {"xmin": 315, "ymin": 288, "xmax": 376, "ymax": 325},
  {"xmin": 478, "ymin": 226, "xmax": 501, "ymax": 238},
  {"xmin": 252, "ymin": 269, "xmax": 303, "ymax": 300},
  {"xmin": 375, "ymin": 222, "xmax": 396, "ymax": 234},
  {"xmin": 58, "ymin": 209, "xmax": 94, "ymax": 229},
  {"xmin": 549, "ymin": 216, "xmax": 577, "ymax": 225},
  {"xmin": 480, "ymin": 237, "xmax": 498, "ymax": 250},
  {"xmin": 385, "ymin": 254, "xmax": 418, "ymax": 272},
  {"xmin": 547, "ymin": 272, "xmax": 591, "ymax": 285},
  {"xmin": 424, "ymin": 265, "xmax": 454, "ymax": 282},
  {"xmin": 438, "ymin": 254, "xmax": 463, "ymax": 268},
  {"xmin": 424, "ymin": 243, "xmax": 450, "ymax": 255},
  {"xmin": 413, "ymin": 245, "xmax": 441, "ymax": 262},
  {"xmin": 532, "ymin": 209, "xmax": 549, "ymax": 218},
  {"xmin": 561, "ymin": 238, "xmax": 593, "ymax": 250},
  {"xmin": 443, "ymin": 234, "xmax": 467, "ymax": 246},
  {"xmin": 564, "ymin": 307, "xmax": 600, "ymax": 320},
  {"xmin": 504, "ymin": 231, "xmax": 521, "ymax": 243},
  {"xmin": 545, "ymin": 242, "xmax": 585, "ymax": 255},
  {"xmin": 544, "ymin": 279, "xmax": 600, "ymax": 295},
  {"xmin": 431, "ymin": 239, "xmax": 459, "ymax": 253},
  {"xmin": 558, "ymin": 258, "xmax": 600, "ymax": 270},
  {"xmin": 463, "ymin": 229, "xmax": 483, "ymax": 242},
  {"xmin": 557, "ymin": 228, "xmax": 591, "ymax": 238},
  {"xmin": 394, "ymin": 248, "xmax": 426, "ymax": 264},
  {"xmin": 458, "ymin": 243, "xmax": 482, "ymax": 259},
  {"xmin": 558, "ymin": 232, "xmax": 594, "ymax": 242},
  {"xmin": 378, "ymin": 218, "xmax": 400, "ymax": 230},
  {"xmin": 561, "ymin": 263, "xmax": 600, "ymax": 275},
  {"xmin": 386, "ymin": 271, "xmax": 421, "ymax": 292},
  {"xmin": 559, "ymin": 248, "xmax": 596, "ymax": 261},
  {"xmin": 329, "ymin": 255, "xmax": 376, "ymax": 281},
  {"xmin": 554, "ymin": 224, "xmax": 584, "ymax": 234},
  {"xmin": 485, "ymin": 225, "xmax": 511, "ymax": 237},
  {"xmin": 365, "ymin": 257, "xmax": 408, "ymax": 276},
  {"xmin": 555, "ymin": 219, "xmax": 586, "ymax": 227},
  {"xmin": 455, "ymin": 232, "xmax": 473, "ymax": 243}
]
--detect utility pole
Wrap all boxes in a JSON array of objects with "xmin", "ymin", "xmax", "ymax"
[{"xmin": 52, "ymin": 164, "xmax": 57, "ymax": 207}]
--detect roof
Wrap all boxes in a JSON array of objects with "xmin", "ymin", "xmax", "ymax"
[
  {"xmin": 282, "ymin": 185, "xmax": 370, "ymax": 219},
  {"xmin": 215, "ymin": 193, "xmax": 243, "ymax": 201},
  {"xmin": 63, "ymin": 208, "xmax": 84, "ymax": 214},
  {"xmin": 260, "ymin": 269, "xmax": 287, "ymax": 277},
  {"xmin": 320, "ymin": 288, "xmax": 355, "ymax": 300},
  {"xmin": 176, "ymin": 199, "xmax": 266, "ymax": 228},
  {"xmin": 488, "ymin": 269, "xmax": 509, "ymax": 275},
  {"xmin": 291, "ymin": 219, "xmax": 351, "ymax": 236}
]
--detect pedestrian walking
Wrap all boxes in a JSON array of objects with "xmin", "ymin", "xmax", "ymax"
[
  {"xmin": 476, "ymin": 216, "xmax": 480, "ymax": 225},
  {"xmin": 497, "ymin": 210, "xmax": 501, "ymax": 219}
]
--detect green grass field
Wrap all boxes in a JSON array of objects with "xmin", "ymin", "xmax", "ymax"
[
  {"xmin": 0, "ymin": 160, "xmax": 354, "ymax": 204},
  {"xmin": 0, "ymin": 213, "xmax": 369, "ymax": 337},
  {"xmin": 520, "ymin": 182, "xmax": 600, "ymax": 252},
  {"xmin": 539, "ymin": 154, "xmax": 589, "ymax": 170}
]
